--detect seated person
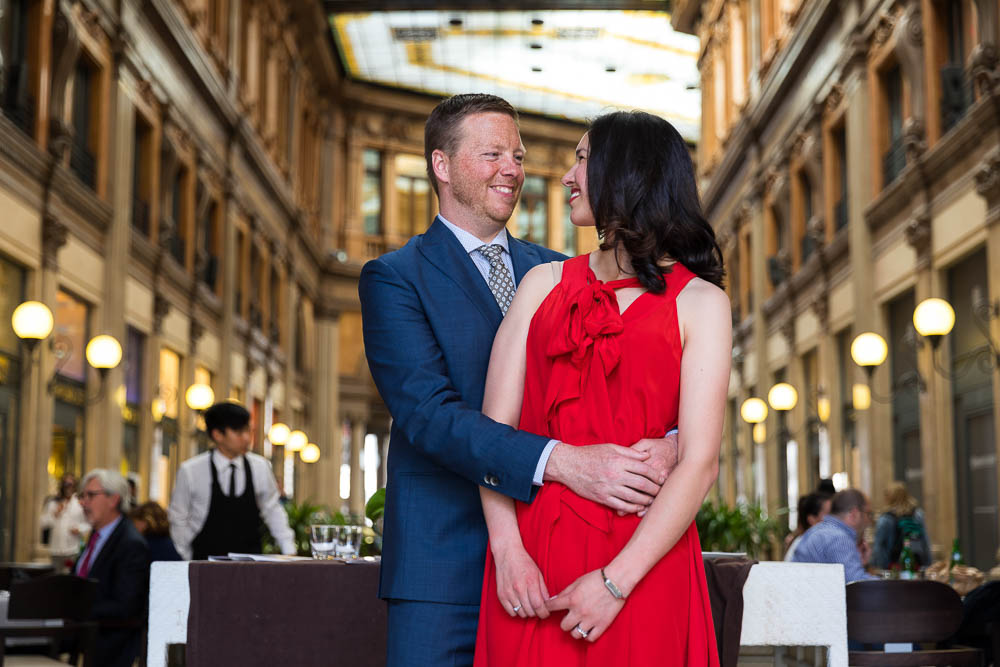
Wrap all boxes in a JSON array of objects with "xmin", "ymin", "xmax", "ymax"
[
  {"xmin": 76, "ymin": 469, "xmax": 151, "ymax": 667},
  {"xmin": 784, "ymin": 491, "xmax": 832, "ymax": 561},
  {"xmin": 792, "ymin": 488, "xmax": 877, "ymax": 582},
  {"xmin": 130, "ymin": 501, "xmax": 182, "ymax": 562}
]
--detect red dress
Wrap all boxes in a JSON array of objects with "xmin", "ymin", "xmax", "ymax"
[{"xmin": 474, "ymin": 254, "xmax": 719, "ymax": 666}]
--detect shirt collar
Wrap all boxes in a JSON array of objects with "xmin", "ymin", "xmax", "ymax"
[
  {"xmin": 212, "ymin": 449, "xmax": 244, "ymax": 471},
  {"xmin": 97, "ymin": 514, "xmax": 122, "ymax": 540},
  {"xmin": 438, "ymin": 215, "xmax": 510, "ymax": 256},
  {"xmin": 823, "ymin": 514, "xmax": 857, "ymax": 539}
]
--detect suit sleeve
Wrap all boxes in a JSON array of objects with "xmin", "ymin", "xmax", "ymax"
[
  {"xmin": 359, "ymin": 257, "xmax": 549, "ymax": 502},
  {"xmin": 91, "ymin": 534, "xmax": 151, "ymax": 620}
]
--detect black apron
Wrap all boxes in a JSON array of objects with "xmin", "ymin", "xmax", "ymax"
[{"xmin": 190, "ymin": 451, "xmax": 263, "ymax": 560}]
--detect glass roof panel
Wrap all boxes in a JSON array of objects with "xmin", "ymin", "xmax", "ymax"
[{"xmin": 329, "ymin": 10, "xmax": 701, "ymax": 140}]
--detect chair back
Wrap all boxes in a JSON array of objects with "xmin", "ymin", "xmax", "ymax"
[
  {"xmin": 8, "ymin": 574, "xmax": 97, "ymax": 621},
  {"xmin": 0, "ymin": 562, "xmax": 55, "ymax": 590},
  {"xmin": 846, "ymin": 579, "xmax": 964, "ymax": 644}
]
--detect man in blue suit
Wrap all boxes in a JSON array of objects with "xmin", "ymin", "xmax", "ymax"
[{"xmin": 359, "ymin": 94, "xmax": 676, "ymax": 666}]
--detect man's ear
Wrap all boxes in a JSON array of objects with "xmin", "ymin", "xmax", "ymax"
[{"xmin": 431, "ymin": 149, "xmax": 450, "ymax": 187}]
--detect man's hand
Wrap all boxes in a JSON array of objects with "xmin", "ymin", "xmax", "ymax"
[
  {"xmin": 631, "ymin": 433, "xmax": 680, "ymax": 516},
  {"xmin": 632, "ymin": 433, "xmax": 679, "ymax": 481},
  {"xmin": 545, "ymin": 443, "xmax": 664, "ymax": 514},
  {"xmin": 858, "ymin": 540, "xmax": 872, "ymax": 566}
]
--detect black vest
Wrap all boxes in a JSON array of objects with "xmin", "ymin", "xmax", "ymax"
[{"xmin": 190, "ymin": 451, "xmax": 263, "ymax": 560}]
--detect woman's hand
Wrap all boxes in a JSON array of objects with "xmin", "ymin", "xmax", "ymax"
[
  {"xmin": 546, "ymin": 569, "xmax": 625, "ymax": 642},
  {"xmin": 493, "ymin": 544, "xmax": 551, "ymax": 619}
]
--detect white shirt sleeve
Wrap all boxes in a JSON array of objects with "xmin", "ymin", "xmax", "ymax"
[
  {"xmin": 168, "ymin": 464, "xmax": 195, "ymax": 561},
  {"xmin": 253, "ymin": 458, "xmax": 296, "ymax": 555}
]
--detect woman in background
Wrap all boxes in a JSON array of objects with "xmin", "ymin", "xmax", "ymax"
[
  {"xmin": 784, "ymin": 492, "xmax": 832, "ymax": 561},
  {"xmin": 130, "ymin": 501, "xmax": 182, "ymax": 561},
  {"xmin": 40, "ymin": 473, "xmax": 90, "ymax": 572}
]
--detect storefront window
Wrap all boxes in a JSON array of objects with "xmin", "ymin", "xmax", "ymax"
[
  {"xmin": 0, "ymin": 255, "xmax": 24, "ymax": 560},
  {"xmin": 122, "ymin": 327, "xmax": 145, "ymax": 475}
]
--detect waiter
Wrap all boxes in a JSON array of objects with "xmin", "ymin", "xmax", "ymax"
[{"xmin": 168, "ymin": 401, "xmax": 296, "ymax": 559}]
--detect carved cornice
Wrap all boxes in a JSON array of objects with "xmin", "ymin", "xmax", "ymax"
[
  {"xmin": 779, "ymin": 314, "xmax": 795, "ymax": 348},
  {"xmin": 902, "ymin": 117, "xmax": 927, "ymax": 162},
  {"xmin": 972, "ymin": 43, "xmax": 1000, "ymax": 96},
  {"xmin": 825, "ymin": 83, "xmax": 845, "ymax": 115}
]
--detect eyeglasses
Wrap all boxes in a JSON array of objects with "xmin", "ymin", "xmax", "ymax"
[{"xmin": 79, "ymin": 490, "xmax": 110, "ymax": 501}]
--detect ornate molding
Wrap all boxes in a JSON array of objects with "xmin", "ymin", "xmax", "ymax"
[
  {"xmin": 825, "ymin": 84, "xmax": 844, "ymax": 115},
  {"xmin": 873, "ymin": 13, "xmax": 896, "ymax": 48},
  {"xmin": 41, "ymin": 215, "xmax": 68, "ymax": 271},
  {"xmin": 902, "ymin": 117, "xmax": 927, "ymax": 162},
  {"xmin": 810, "ymin": 292, "xmax": 829, "ymax": 330},
  {"xmin": 153, "ymin": 294, "xmax": 170, "ymax": 335},
  {"xmin": 779, "ymin": 313, "xmax": 795, "ymax": 348},
  {"xmin": 975, "ymin": 148, "xmax": 1000, "ymax": 216},
  {"xmin": 904, "ymin": 206, "xmax": 932, "ymax": 270},
  {"xmin": 971, "ymin": 43, "xmax": 1000, "ymax": 97}
]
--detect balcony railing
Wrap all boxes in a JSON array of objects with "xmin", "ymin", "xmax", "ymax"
[
  {"xmin": 834, "ymin": 198, "xmax": 848, "ymax": 231},
  {"xmin": 940, "ymin": 64, "xmax": 973, "ymax": 134},
  {"xmin": 882, "ymin": 138, "xmax": 906, "ymax": 186},
  {"xmin": 69, "ymin": 141, "xmax": 96, "ymax": 190},
  {"xmin": 132, "ymin": 197, "xmax": 150, "ymax": 236}
]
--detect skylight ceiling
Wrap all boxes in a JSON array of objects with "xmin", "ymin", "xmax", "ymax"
[{"xmin": 328, "ymin": 10, "xmax": 701, "ymax": 141}]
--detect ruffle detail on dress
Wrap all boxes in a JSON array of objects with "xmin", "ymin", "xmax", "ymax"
[{"xmin": 542, "ymin": 277, "xmax": 626, "ymax": 426}]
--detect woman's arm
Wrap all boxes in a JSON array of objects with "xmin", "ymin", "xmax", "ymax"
[
  {"xmin": 480, "ymin": 262, "xmax": 560, "ymax": 618},
  {"xmin": 547, "ymin": 278, "xmax": 732, "ymax": 641}
]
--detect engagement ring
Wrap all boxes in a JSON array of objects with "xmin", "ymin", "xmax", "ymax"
[
  {"xmin": 511, "ymin": 604, "xmax": 522, "ymax": 613},
  {"xmin": 574, "ymin": 624, "xmax": 589, "ymax": 639}
]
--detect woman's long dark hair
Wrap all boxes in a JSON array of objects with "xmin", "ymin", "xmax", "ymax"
[{"xmin": 586, "ymin": 111, "xmax": 725, "ymax": 292}]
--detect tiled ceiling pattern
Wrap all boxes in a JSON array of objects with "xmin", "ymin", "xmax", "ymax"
[{"xmin": 328, "ymin": 10, "xmax": 701, "ymax": 140}]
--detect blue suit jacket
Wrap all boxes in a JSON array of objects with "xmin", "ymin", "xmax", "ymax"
[{"xmin": 359, "ymin": 217, "xmax": 565, "ymax": 605}]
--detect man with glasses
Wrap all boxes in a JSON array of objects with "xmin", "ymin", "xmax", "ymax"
[
  {"xmin": 76, "ymin": 469, "xmax": 150, "ymax": 667},
  {"xmin": 791, "ymin": 488, "xmax": 878, "ymax": 582}
]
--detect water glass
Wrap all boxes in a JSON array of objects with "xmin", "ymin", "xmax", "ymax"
[
  {"xmin": 310, "ymin": 524, "xmax": 337, "ymax": 560},
  {"xmin": 336, "ymin": 525, "xmax": 364, "ymax": 559}
]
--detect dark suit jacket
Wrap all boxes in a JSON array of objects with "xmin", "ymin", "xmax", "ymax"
[
  {"xmin": 75, "ymin": 516, "xmax": 151, "ymax": 667},
  {"xmin": 359, "ymin": 217, "xmax": 565, "ymax": 605}
]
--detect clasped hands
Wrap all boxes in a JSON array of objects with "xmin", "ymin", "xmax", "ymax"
[{"xmin": 495, "ymin": 433, "xmax": 677, "ymax": 641}]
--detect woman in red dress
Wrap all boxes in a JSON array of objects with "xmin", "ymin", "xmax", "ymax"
[{"xmin": 473, "ymin": 111, "xmax": 731, "ymax": 666}]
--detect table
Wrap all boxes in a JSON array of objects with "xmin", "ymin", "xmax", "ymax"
[
  {"xmin": 149, "ymin": 560, "xmax": 385, "ymax": 667},
  {"xmin": 148, "ymin": 560, "xmax": 848, "ymax": 667}
]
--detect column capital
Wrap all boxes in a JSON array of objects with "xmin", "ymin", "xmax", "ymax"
[
  {"xmin": 313, "ymin": 301, "xmax": 341, "ymax": 322},
  {"xmin": 153, "ymin": 293, "xmax": 171, "ymax": 335}
]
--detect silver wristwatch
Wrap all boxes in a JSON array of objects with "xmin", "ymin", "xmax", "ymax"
[{"xmin": 600, "ymin": 567, "xmax": 625, "ymax": 600}]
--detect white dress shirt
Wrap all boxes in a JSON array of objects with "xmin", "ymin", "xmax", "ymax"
[
  {"xmin": 168, "ymin": 450, "xmax": 296, "ymax": 560},
  {"xmin": 438, "ymin": 215, "xmax": 558, "ymax": 484}
]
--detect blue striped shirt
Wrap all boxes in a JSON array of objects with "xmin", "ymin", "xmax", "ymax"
[{"xmin": 791, "ymin": 515, "xmax": 877, "ymax": 582}]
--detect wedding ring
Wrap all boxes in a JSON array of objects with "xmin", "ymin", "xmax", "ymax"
[
  {"xmin": 574, "ymin": 624, "xmax": 589, "ymax": 638},
  {"xmin": 512, "ymin": 604, "xmax": 522, "ymax": 613}
]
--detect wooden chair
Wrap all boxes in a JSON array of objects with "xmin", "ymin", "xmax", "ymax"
[
  {"xmin": 0, "ymin": 575, "xmax": 98, "ymax": 667},
  {"xmin": 846, "ymin": 579, "xmax": 982, "ymax": 666}
]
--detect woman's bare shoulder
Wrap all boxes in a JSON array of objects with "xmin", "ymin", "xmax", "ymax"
[{"xmin": 677, "ymin": 277, "xmax": 731, "ymax": 326}]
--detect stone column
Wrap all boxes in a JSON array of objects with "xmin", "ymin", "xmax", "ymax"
[
  {"xmin": 349, "ymin": 416, "xmax": 366, "ymax": 517},
  {"xmin": 904, "ymin": 210, "xmax": 953, "ymax": 550},
  {"xmin": 15, "ymin": 217, "xmax": 66, "ymax": 560},
  {"xmin": 845, "ymin": 48, "xmax": 876, "ymax": 495},
  {"xmin": 812, "ymin": 293, "xmax": 838, "ymax": 479},
  {"xmin": 344, "ymin": 130, "xmax": 365, "ymax": 259},
  {"xmin": 313, "ymin": 306, "xmax": 341, "ymax": 512},
  {"xmin": 976, "ymin": 148, "xmax": 1000, "ymax": 554},
  {"xmin": 748, "ymin": 175, "xmax": 773, "ymax": 510},
  {"xmin": 89, "ymin": 63, "xmax": 133, "ymax": 471}
]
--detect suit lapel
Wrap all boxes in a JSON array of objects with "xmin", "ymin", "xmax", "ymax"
[
  {"xmin": 418, "ymin": 218, "xmax": 503, "ymax": 329},
  {"xmin": 89, "ymin": 517, "xmax": 126, "ymax": 576},
  {"xmin": 507, "ymin": 231, "xmax": 544, "ymax": 285}
]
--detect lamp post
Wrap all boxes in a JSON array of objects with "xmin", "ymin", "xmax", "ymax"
[
  {"xmin": 741, "ymin": 397, "xmax": 768, "ymax": 443},
  {"xmin": 913, "ymin": 297, "xmax": 956, "ymax": 348},
  {"xmin": 11, "ymin": 301, "xmax": 54, "ymax": 352},
  {"xmin": 849, "ymin": 332, "xmax": 888, "ymax": 410}
]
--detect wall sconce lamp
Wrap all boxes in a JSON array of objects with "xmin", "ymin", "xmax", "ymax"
[
  {"xmin": 909, "ymin": 292, "xmax": 998, "ymax": 381},
  {"xmin": 740, "ymin": 397, "xmax": 768, "ymax": 444},
  {"xmin": 13, "ymin": 301, "xmax": 122, "ymax": 403},
  {"xmin": 300, "ymin": 443, "xmax": 321, "ymax": 463},
  {"xmin": 286, "ymin": 430, "xmax": 308, "ymax": 453},
  {"xmin": 850, "ymin": 332, "xmax": 892, "ymax": 410},
  {"xmin": 268, "ymin": 422, "xmax": 291, "ymax": 447}
]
